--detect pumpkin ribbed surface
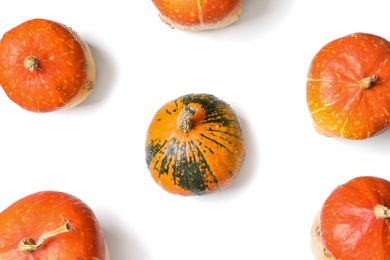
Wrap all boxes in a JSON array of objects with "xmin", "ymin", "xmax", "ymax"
[
  {"xmin": 145, "ymin": 93, "xmax": 246, "ymax": 196},
  {"xmin": 320, "ymin": 176, "xmax": 390, "ymax": 259}
]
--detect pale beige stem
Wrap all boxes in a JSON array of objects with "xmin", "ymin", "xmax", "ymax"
[
  {"xmin": 374, "ymin": 204, "xmax": 390, "ymax": 220},
  {"xmin": 18, "ymin": 222, "xmax": 70, "ymax": 254},
  {"xmin": 357, "ymin": 75, "xmax": 377, "ymax": 90},
  {"xmin": 176, "ymin": 106, "xmax": 198, "ymax": 133},
  {"xmin": 24, "ymin": 56, "xmax": 40, "ymax": 72}
]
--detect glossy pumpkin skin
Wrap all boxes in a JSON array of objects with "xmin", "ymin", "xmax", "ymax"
[
  {"xmin": 0, "ymin": 18, "xmax": 96, "ymax": 113},
  {"xmin": 306, "ymin": 33, "xmax": 390, "ymax": 139},
  {"xmin": 314, "ymin": 176, "xmax": 390, "ymax": 260},
  {"xmin": 145, "ymin": 93, "xmax": 246, "ymax": 196},
  {"xmin": 0, "ymin": 191, "xmax": 108, "ymax": 259},
  {"xmin": 151, "ymin": 0, "xmax": 242, "ymax": 31}
]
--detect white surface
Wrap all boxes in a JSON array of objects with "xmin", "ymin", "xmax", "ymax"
[{"xmin": 1, "ymin": 0, "xmax": 390, "ymax": 259}]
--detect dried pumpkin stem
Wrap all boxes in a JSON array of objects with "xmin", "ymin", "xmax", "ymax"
[
  {"xmin": 374, "ymin": 204, "xmax": 390, "ymax": 220},
  {"xmin": 24, "ymin": 55, "xmax": 40, "ymax": 72},
  {"xmin": 177, "ymin": 106, "xmax": 198, "ymax": 133},
  {"xmin": 18, "ymin": 222, "xmax": 70, "ymax": 254},
  {"xmin": 357, "ymin": 75, "xmax": 377, "ymax": 90}
]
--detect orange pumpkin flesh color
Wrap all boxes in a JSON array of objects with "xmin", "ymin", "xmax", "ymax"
[
  {"xmin": 151, "ymin": 0, "xmax": 242, "ymax": 31},
  {"xmin": 0, "ymin": 191, "xmax": 110, "ymax": 259},
  {"xmin": 311, "ymin": 176, "xmax": 390, "ymax": 260},
  {"xmin": 0, "ymin": 18, "xmax": 96, "ymax": 113},
  {"xmin": 145, "ymin": 93, "xmax": 246, "ymax": 196},
  {"xmin": 306, "ymin": 32, "xmax": 390, "ymax": 139}
]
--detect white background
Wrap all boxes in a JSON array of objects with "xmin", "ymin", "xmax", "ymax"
[{"xmin": 1, "ymin": 0, "xmax": 390, "ymax": 259}]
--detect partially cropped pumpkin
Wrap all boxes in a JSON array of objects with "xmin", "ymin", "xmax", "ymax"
[
  {"xmin": 311, "ymin": 176, "xmax": 390, "ymax": 260},
  {"xmin": 151, "ymin": 0, "xmax": 242, "ymax": 31},
  {"xmin": 145, "ymin": 93, "xmax": 246, "ymax": 196}
]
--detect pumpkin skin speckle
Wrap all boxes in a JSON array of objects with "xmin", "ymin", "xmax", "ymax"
[
  {"xmin": 0, "ymin": 18, "xmax": 96, "ymax": 113},
  {"xmin": 311, "ymin": 176, "xmax": 390, "ymax": 260},
  {"xmin": 306, "ymin": 33, "xmax": 390, "ymax": 139},
  {"xmin": 145, "ymin": 93, "xmax": 246, "ymax": 196}
]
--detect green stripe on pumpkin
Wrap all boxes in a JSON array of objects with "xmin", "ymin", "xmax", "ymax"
[{"xmin": 146, "ymin": 137, "xmax": 219, "ymax": 195}]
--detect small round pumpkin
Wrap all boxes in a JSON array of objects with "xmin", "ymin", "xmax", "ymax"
[
  {"xmin": 306, "ymin": 32, "xmax": 390, "ymax": 139},
  {"xmin": 0, "ymin": 18, "xmax": 96, "ymax": 113},
  {"xmin": 145, "ymin": 93, "xmax": 246, "ymax": 196},
  {"xmin": 311, "ymin": 176, "xmax": 390, "ymax": 260}
]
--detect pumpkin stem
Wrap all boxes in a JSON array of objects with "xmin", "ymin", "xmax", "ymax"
[
  {"xmin": 357, "ymin": 75, "xmax": 377, "ymax": 90},
  {"xmin": 177, "ymin": 106, "xmax": 198, "ymax": 133},
  {"xmin": 18, "ymin": 222, "xmax": 70, "ymax": 254},
  {"xmin": 374, "ymin": 204, "xmax": 390, "ymax": 220},
  {"xmin": 24, "ymin": 55, "xmax": 40, "ymax": 72}
]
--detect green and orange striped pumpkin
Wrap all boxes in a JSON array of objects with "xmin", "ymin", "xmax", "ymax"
[{"xmin": 145, "ymin": 93, "xmax": 246, "ymax": 196}]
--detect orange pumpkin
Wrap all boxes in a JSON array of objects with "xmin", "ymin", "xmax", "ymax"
[
  {"xmin": 0, "ymin": 191, "xmax": 109, "ymax": 259},
  {"xmin": 145, "ymin": 93, "xmax": 246, "ymax": 196},
  {"xmin": 311, "ymin": 176, "xmax": 390, "ymax": 260},
  {"xmin": 306, "ymin": 32, "xmax": 390, "ymax": 139},
  {"xmin": 0, "ymin": 18, "xmax": 95, "ymax": 113}
]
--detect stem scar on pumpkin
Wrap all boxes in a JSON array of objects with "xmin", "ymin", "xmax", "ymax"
[
  {"xmin": 316, "ymin": 227, "xmax": 332, "ymax": 257},
  {"xmin": 315, "ymin": 226, "xmax": 320, "ymax": 237},
  {"xmin": 87, "ymin": 81, "xmax": 94, "ymax": 91},
  {"xmin": 323, "ymin": 248, "xmax": 332, "ymax": 258}
]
